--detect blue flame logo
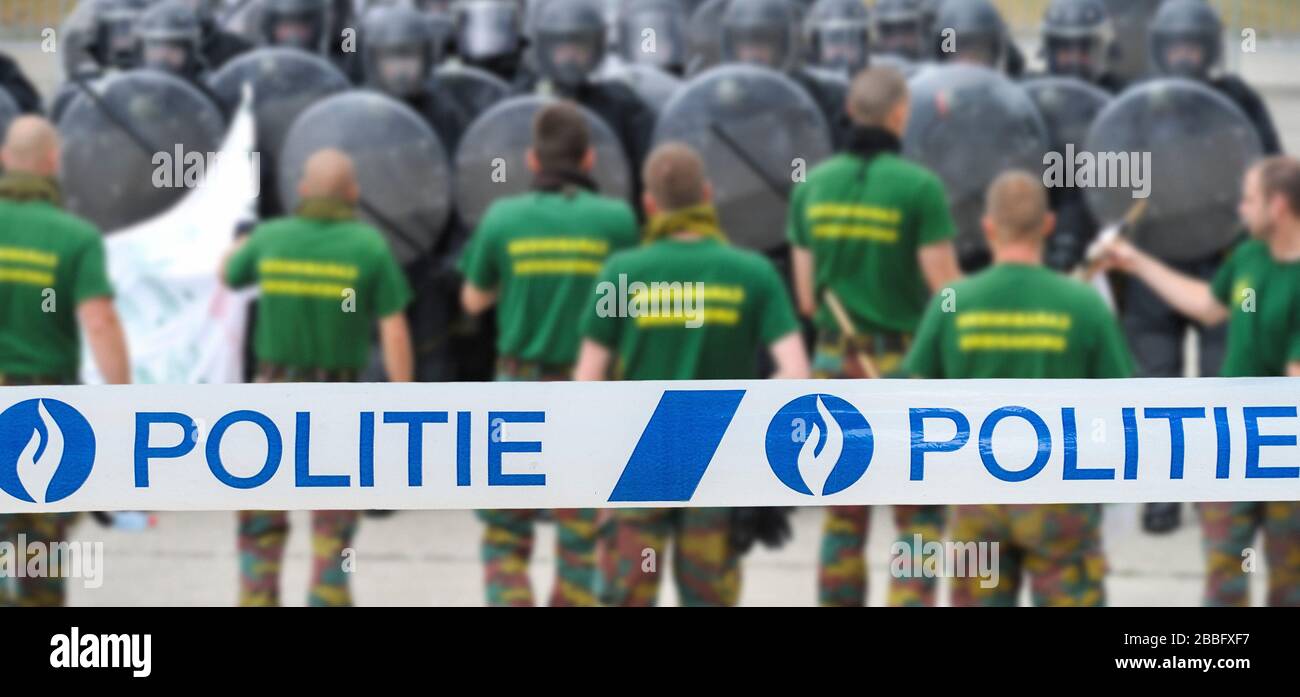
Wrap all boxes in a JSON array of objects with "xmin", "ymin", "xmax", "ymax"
[
  {"xmin": 765, "ymin": 394, "xmax": 873, "ymax": 496},
  {"xmin": 0, "ymin": 398, "xmax": 95, "ymax": 503}
]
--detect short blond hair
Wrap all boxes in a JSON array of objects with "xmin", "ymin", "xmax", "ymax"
[
  {"xmin": 985, "ymin": 170, "xmax": 1050, "ymax": 243},
  {"xmin": 643, "ymin": 142, "xmax": 707, "ymax": 212},
  {"xmin": 847, "ymin": 66, "xmax": 909, "ymax": 127}
]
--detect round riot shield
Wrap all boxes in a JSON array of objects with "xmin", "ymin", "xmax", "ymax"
[
  {"xmin": 430, "ymin": 63, "xmax": 513, "ymax": 122},
  {"xmin": 903, "ymin": 64, "xmax": 1050, "ymax": 261},
  {"xmin": 1022, "ymin": 76, "xmax": 1112, "ymax": 155},
  {"xmin": 652, "ymin": 64, "xmax": 833, "ymax": 252},
  {"xmin": 221, "ymin": 0, "xmax": 266, "ymax": 42},
  {"xmin": 58, "ymin": 71, "xmax": 226, "ymax": 232},
  {"xmin": 210, "ymin": 48, "xmax": 351, "ymax": 213},
  {"xmin": 278, "ymin": 91, "xmax": 453, "ymax": 265},
  {"xmin": 0, "ymin": 88, "xmax": 18, "ymax": 143},
  {"xmin": 596, "ymin": 62, "xmax": 682, "ymax": 113},
  {"xmin": 455, "ymin": 95, "xmax": 632, "ymax": 230},
  {"xmin": 1102, "ymin": 0, "xmax": 1163, "ymax": 84},
  {"xmin": 1083, "ymin": 78, "xmax": 1263, "ymax": 262}
]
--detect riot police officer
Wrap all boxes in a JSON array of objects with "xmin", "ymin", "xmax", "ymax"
[
  {"xmin": 616, "ymin": 0, "xmax": 690, "ymax": 77},
  {"xmin": 452, "ymin": 0, "xmax": 531, "ymax": 83},
  {"xmin": 182, "ymin": 0, "xmax": 255, "ymax": 70},
  {"xmin": 874, "ymin": 0, "xmax": 929, "ymax": 62},
  {"xmin": 523, "ymin": 0, "xmax": 657, "ymax": 209},
  {"xmin": 804, "ymin": 0, "xmax": 872, "ymax": 76},
  {"xmin": 1041, "ymin": 0, "xmax": 1123, "ymax": 91},
  {"xmin": 719, "ymin": 0, "xmax": 851, "ymax": 148},
  {"xmin": 0, "ymin": 52, "xmax": 41, "ymax": 115},
  {"xmin": 1149, "ymin": 0, "xmax": 1281, "ymax": 155}
]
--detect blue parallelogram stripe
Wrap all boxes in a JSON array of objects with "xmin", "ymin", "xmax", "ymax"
[{"xmin": 607, "ymin": 390, "xmax": 746, "ymax": 503}]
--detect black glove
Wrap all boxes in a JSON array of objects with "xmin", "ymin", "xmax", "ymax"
[
  {"xmin": 1142, "ymin": 502, "xmax": 1182, "ymax": 534},
  {"xmin": 729, "ymin": 507, "xmax": 794, "ymax": 555}
]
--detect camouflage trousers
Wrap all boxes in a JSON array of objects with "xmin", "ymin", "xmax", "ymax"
[
  {"xmin": 812, "ymin": 334, "xmax": 947, "ymax": 606},
  {"xmin": 1198, "ymin": 501, "xmax": 1300, "ymax": 606},
  {"xmin": 950, "ymin": 504, "xmax": 1106, "ymax": 607},
  {"xmin": 0, "ymin": 512, "xmax": 80, "ymax": 607},
  {"xmin": 477, "ymin": 360, "xmax": 598, "ymax": 606},
  {"xmin": 238, "ymin": 366, "xmax": 359, "ymax": 606},
  {"xmin": 599, "ymin": 508, "xmax": 740, "ymax": 606},
  {"xmin": 1, "ymin": 374, "xmax": 78, "ymax": 607},
  {"xmin": 477, "ymin": 509, "xmax": 598, "ymax": 606},
  {"xmin": 237, "ymin": 510, "xmax": 359, "ymax": 606}
]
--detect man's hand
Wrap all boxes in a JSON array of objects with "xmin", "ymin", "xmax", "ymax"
[
  {"xmin": 1093, "ymin": 236, "xmax": 1229, "ymax": 327},
  {"xmin": 1091, "ymin": 235, "xmax": 1145, "ymax": 274}
]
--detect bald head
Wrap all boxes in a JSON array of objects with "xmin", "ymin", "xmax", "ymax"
[
  {"xmin": 297, "ymin": 149, "xmax": 360, "ymax": 203},
  {"xmin": 983, "ymin": 171, "xmax": 1054, "ymax": 247},
  {"xmin": 847, "ymin": 66, "xmax": 909, "ymax": 132},
  {"xmin": 1, "ymin": 116, "xmax": 61, "ymax": 177},
  {"xmin": 643, "ymin": 142, "xmax": 710, "ymax": 214}
]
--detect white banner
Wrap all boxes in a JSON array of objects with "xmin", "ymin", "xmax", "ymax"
[
  {"xmin": 80, "ymin": 92, "xmax": 258, "ymax": 385},
  {"xmin": 1, "ymin": 378, "xmax": 1298, "ymax": 512}
]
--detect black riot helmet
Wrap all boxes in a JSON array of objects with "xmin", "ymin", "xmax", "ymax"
[
  {"xmin": 362, "ymin": 6, "xmax": 437, "ymax": 98},
  {"xmin": 174, "ymin": 0, "xmax": 217, "ymax": 29},
  {"xmin": 90, "ymin": 0, "xmax": 151, "ymax": 71},
  {"xmin": 720, "ymin": 0, "xmax": 802, "ymax": 73},
  {"xmin": 874, "ymin": 0, "xmax": 926, "ymax": 61},
  {"xmin": 934, "ymin": 0, "xmax": 1009, "ymax": 70},
  {"xmin": 1041, "ymin": 0, "xmax": 1113, "ymax": 82},
  {"xmin": 804, "ymin": 0, "xmax": 870, "ymax": 75},
  {"xmin": 454, "ymin": 0, "xmax": 525, "ymax": 64},
  {"xmin": 136, "ymin": 0, "xmax": 207, "ymax": 77},
  {"xmin": 533, "ymin": 0, "xmax": 607, "ymax": 89},
  {"xmin": 618, "ymin": 0, "xmax": 688, "ymax": 74},
  {"xmin": 1148, "ymin": 0, "xmax": 1222, "ymax": 79},
  {"xmin": 259, "ymin": 0, "xmax": 330, "ymax": 53}
]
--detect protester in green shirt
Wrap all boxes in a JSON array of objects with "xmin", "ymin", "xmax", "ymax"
[
  {"xmin": 222, "ymin": 148, "xmax": 414, "ymax": 607},
  {"xmin": 789, "ymin": 65, "xmax": 962, "ymax": 608},
  {"xmin": 904, "ymin": 171, "xmax": 1133, "ymax": 606},
  {"xmin": 1097, "ymin": 156, "xmax": 1300, "ymax": 607},
  {"xmin": 575, "ymin": 143, "xmax": 809, "ymax": 606},
  {"xmin": 0, "ymin": 116, "xmax": 129, "ymax": 608},
  {"xmin": 459, "ymin": 101, "xmax": 638, "ymax": 607}
]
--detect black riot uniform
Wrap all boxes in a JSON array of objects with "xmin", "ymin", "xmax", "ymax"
[
  {"xmin": 185, "ymin": 0, "xmax": 254, "ymax": 70},
  {"xmin": 0, "ymin": 52, "xmax": 42, "ymax": 114},
  {"xmin": 803, "ymin": 0, "xmax": 872, "ymax": 76},
  {"xmin": 874, "ymin": 0, "xmax": 928, "ymax": 61},
  {"xmin": 720, "ymin": 0, "xmax": 851, "ymax": 148},
  {"xmin": 520, "ymin": 0, "xmax": 656, "ymax": 211},
  {"xmin": 933, "ymin": 0, "xmax": 1025, "ymax": 77}
]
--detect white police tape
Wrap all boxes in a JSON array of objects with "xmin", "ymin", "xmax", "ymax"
[{"xmin": 1, "ymin": 379, "xmax": 1298, "ymax": 513}]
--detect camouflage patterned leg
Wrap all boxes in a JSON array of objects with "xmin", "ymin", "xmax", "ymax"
[
  {"xmin": 1017, "ymin": 504, "xmax": 1106, "ymax": 607},
  {"xmin": 1262, "ymin": 501, "xmax": 1300, "ymax": 607},
  {"xmin": 889, "ymin": 505, "xmax": 946, "ymax": 606},
  {"xmin": 818, "ymin": 506, "xmax": 870, "ymax": 607},
  {"xmin": 0, "ymin": 513, "xmax": 79, "ymax": 607},
  {"xmin": 549, "ymin": 508, "xmax": 598, "ymax": 607},
  {"xmin": 950, "ymin": 505, "xmax": 1020, "ymax": 607},
  {"xmin": 598, "ymin": 508, "xmax": 672, "ymax": 607},
  {"xmin": 309, "ymin": 510, "xmax": 359, "ymax": 607},
  {"xmin": 674, "ymin": 508, "xmax": 741, "ymax": 607},
  {"xmin": 238, "ymin": 510, "xmax": 289, "ymax": 606},
  {"xmin": 477, "ymin": 509, "xmax": 539, "ymax": 606},
  {"xmin": 1196, "ymin": 501, "xmax": 1261, "ymax": 607}
]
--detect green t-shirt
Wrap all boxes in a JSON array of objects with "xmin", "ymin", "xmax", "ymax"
[
  {"xmin": 0, "ymin": 179, "xmax": 112, "ymax": 380},
  {"xmin": 459, "ymin": 189, "xmax": 638, "ymax": 366},
  {"xmin": 1210, "ymin": 239, "xmax": 1300, "ymax": 377},
  {"xmin": 580, "ymin": 237, "xmax": 800, "ymax": 380},
  {"xmin": 226, "ymin": 203, "xmax": 412, "ymax": 372},
  {"xmin": 904, "ymin": 263, "xmax": 1134, "ymax": 379},
  {"xmin": 788, "ymin": 152, "xmax": 957, "ymax": 334}
]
